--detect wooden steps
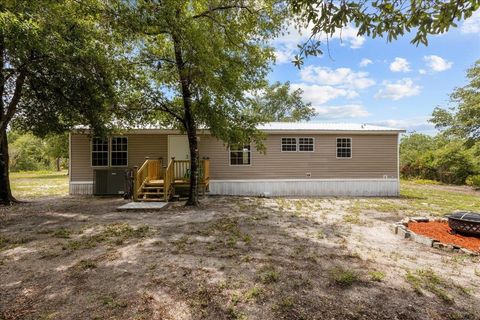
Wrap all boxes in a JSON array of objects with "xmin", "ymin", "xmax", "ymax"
[
  {"xmin": 137, "ymin": 182, "xmax": 165, "ymax": 201},
  {"xmin": 134, "ymin": 158, "xmax": 210, "ymax": 202}
]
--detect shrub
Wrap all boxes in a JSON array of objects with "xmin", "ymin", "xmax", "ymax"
[{"xmin": 466, "ymin": 175, "xmax": 480, "ymax": 189}]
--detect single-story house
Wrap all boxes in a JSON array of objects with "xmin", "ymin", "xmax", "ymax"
[{"xmin": 69, "ymin": 122, "xmax": 405, "ymax": 200}]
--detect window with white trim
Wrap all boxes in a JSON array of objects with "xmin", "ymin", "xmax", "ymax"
[
  {"xmin": 336, "ymin": 137, "xmax": 352, "ymax": 158},
  {"xmin": 230, "ymin": 144, "xmax": 251, "ymax": 165},
  {"xmin": 92, "ymin": 137, "xmax": 109, "ymax": 167},
  {"xmin": 298, "ymin": 137, "xmax": 314, "ymax": 152},
  {"xmin": 111, "ymin": 137, "xmax": 128, "ymax": 166},
  {"xmin": 281, "ymin": 137, "xmax": 297, "ymax": 152}
]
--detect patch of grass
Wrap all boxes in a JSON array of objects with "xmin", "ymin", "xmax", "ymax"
[
  {"xmin": 342, "ymin": 181, "xmax": 480, "ymax": 216},
  {"xmin": 343, "ymin": 212, "xmax": 360, "ymax": 224},
  {"xmin": 10, "ymin": 170, "xmax": 68, "ymax": 199},
  {"xmin": 272, "ymin": 296, "xmax": 295, "ymax": 313},
  {"xmin": 316, "ymin": 229, "xmax": 325, "ymax": 239},
  {"xmin": 65, "ymin": 223, "xmax": 150, "ymax": 251},
  {"xmin": 258, "ymin": 266, "xmax": 279, "ymax": 284},
  {"xmin": 226, "ymin": 306, "xmax": 246, "ymax": 320},
  {"xmin": 330, "ymin": 267, "xmax": 359, "ymax": 287},
  {"xmin": 52, "ymin": 228, "xmax": 71, "ymax": 239},
  {"xmin": 242, "ymin": 233, "xmax": 252, "ymax": 244},
  {"xmin": 406, "ymin": 179, "xmax": 442, "ymax": 185},
  {"xmin": 210, "ymin": 217, "xmax": 253, "ymax": 249},
  {"xmin": 101, "ymin": 294, "xmax": 128, "ymax": 309},
  {"xmin": 244, "ymin": 286, "xmax": 262, "ymax": 301},
  {"xmin": 77, "ymin": 259, "xmax": 97, "ymax": 270},
  {"xmin": 0, "ymin": 234, "xmax": 33, "ymax": 251},
  {"xmin": 369, "ymin": 271, "xmax": 386, "ymax": 282},
  {"xmin": 405, "ymin": 269, "xmax": 454, "ymax": 303}
]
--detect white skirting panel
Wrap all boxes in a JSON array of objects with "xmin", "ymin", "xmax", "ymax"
[
  {"xmin": 209, "ymin": 179, "xmax": 399, "ymax": 197},
  {"xmin": 69, "ymin": 182, "xmax": 94, "ymax": 195}
]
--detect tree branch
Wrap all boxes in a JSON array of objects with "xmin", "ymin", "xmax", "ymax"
[
  {"xmin": 0, "ymin": 69, "xmax": 26, "ymax": 143},
  {"xmin": 191, "ymin": 5, "xmax": 252, "ymax": 19}
]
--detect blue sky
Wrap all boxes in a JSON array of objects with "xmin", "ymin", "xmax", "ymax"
[{"xmin": 268, "ymin": 11, "xmax": 480, "ymax": 134}]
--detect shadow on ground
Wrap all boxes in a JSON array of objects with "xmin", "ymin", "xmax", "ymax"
[{"xmin": 0, "ymin": 196, "xmax": 479, "ymax": 320}]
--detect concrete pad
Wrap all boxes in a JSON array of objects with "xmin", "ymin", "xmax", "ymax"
[{"xmin": 117, "ymin": 202, "xmax": 168, "ymax": 211}]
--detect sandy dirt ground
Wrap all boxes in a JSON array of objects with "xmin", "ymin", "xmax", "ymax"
[{"xmin": 1, "ymin": 194, "xmax": 479, "ymax": 320}]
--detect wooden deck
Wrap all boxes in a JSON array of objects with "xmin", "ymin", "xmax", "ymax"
[{"xmin": 133, "ymin": 158, "xmax": 210, "ymax": 202}]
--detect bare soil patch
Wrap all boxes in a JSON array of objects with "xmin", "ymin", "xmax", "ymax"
[{"xmin": 1, "ymin": 195, "xmax": 479, "ymax": 320}]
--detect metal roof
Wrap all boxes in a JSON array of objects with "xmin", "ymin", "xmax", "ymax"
[
  {"xmin": 73, "ymin": 122, "xmax": 405, "ymax": 133},
  {"xmin": 257, "ymin": 122, "xmax": 405, "ymax": 132}
]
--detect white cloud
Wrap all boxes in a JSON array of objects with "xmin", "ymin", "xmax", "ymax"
[
  {"xmin": 331, "ymin": 25, "xmax": 365, "ymax": 49},
  {"xmin": 418, "ymin": 69, "xmax": 427, "ymax": 75},
  {"xmin": 359, "ymin": 58, "xmax": 372, "ymax": 67},
  {"xmin": 375, "ymin": 78, "xmax": 421, "ymax": 100},
  {"xmin": 461, "ymin": 10, "xmax": 480, "ymax": 34},
  {"xmin": 291, "ymin": 83, "xmax": 357, "ymax": 105},
  {"xmin": 272, "ymin": 22, "xmax": 366, "ymax": 64},
  {"xmin": 424, "ymin": 55, "xmax": 453, "ymax": 72},
  {"xmin": 389, "ymin": 57, "xmax": 411, "ymax": 73},
  {"xmin": 314, "ymin": 104, "xmax": 370, "ymax": 119},
  {"xmin": 371, "ymin": 118, "xmax": 435, "ymax": 133},
  {"xmin": 299, "ymin": 65, "xmax": 375, "ymax": 89}
]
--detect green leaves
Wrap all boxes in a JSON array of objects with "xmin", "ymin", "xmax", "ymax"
[
  {"xmin": 290, "ymin": 0, "xmax": 479, "ymax": 60},
  {"xmin": 431, "ymin": 60, "xmax": 480, "ymax": 143}
]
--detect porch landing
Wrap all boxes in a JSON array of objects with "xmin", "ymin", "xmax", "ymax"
[{"xmin": 117, "ymin": 201, "xmax": 168, "ymax": 211}]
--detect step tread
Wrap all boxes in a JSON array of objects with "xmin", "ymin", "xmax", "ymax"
[{"xmin": 139, "ymin": 192, "xmax": 165, "ymax": 195}]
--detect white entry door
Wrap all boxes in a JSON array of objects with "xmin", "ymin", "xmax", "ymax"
[{"xmin": 168, "ymin": 135, "xmax": 190, "ymax": 160}]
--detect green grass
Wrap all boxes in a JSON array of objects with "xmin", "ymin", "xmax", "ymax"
[
  {"xmin": 369, "ymin": 271, "xmax": 386, "ymax": 282},
  {"xmin": 350, "ymin": 181, "xmax": 480, "ymax": 216},
  {"xmin": 330, "ymin": 267, "xmax": 359, "ymax": 287},
  {"xmin": 10, "ymin": 170, "xmax": 69, "ymax": 199},
  {"xmin": 405, "ymin": 269, "xmax": 454, "ymax": 303}
]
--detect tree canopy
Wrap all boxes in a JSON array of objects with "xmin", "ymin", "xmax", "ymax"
[
  {"xmin": 113, "ymin": 0, "xmax": 312, "ymax": 204},
  {"xmin": 0, "ymin": 0, "xmax": 125, "ymax": 204},
  {"xmin": 289, "ymin": 0, "xmax": 479, "ymax": 66},
  {"xmin": 431, "ymin": 59, "xmax": 480, "ymax": 143}
]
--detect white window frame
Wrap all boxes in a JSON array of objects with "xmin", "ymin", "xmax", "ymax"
[
  {"xmin": 229, "ymin": 144, "xmax": 252, "ymax": 166},
  {"xmin": 110, "ymin": 136, "xmax": 128, "ymax": 167},
  {"xmin": 91, "ymin": 137, "xmax": 109, "ymax": 168},
  {"xmin": 336, "ymin": 137, "xmax": 352, "ymax": 159},
  {"xmin": 281, "ymin": 137, "xmax": 297, "ymax": 152},
  {"xmin": 298, "ymin": 137, "xmax": 315, "ymax": 152},
  {"xmin": 281, "ymin": 137, "xmax": 315, "ymax": 152}
]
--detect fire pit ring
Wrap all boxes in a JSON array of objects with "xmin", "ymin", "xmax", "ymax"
[{"xmin": 447, "ymin": 212, "xmax": 480, "ymax": 237}]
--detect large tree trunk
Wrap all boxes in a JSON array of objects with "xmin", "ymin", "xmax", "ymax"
[
  {"xmin": 172, "ymin": 33, "xmax": 199, "ymax": 206},
  {"xmin": 0, "ymin": 129, "xmax": 16, "ymax": 205},
  {"xmin": 185, "ymin": 120, "xmax": 199, "ymax": 206}
]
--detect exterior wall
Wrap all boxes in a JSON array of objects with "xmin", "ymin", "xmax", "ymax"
[
  {"xmin": 70, "ymin": 132, "xmax": 400, "ymax": 196},
  {"xmin": 198, "ymin": 133, "xmax": 399, "ymax": 180},
  {"xmin": 70, "ymin": 133, "xmax": 168, "ymax": 183}
]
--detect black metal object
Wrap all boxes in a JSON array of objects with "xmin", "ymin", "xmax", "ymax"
[
  {"xmin": 123, "ymin": 168, "xmax": 134, "ymax": 200},
  {"xmin": 447, "ymin": 212, "xmax": 480, "ymax": 236}
]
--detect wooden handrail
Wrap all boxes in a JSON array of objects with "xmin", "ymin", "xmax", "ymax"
[{"xmin": 134, "ymin": 158, "xmax": 162, "ymax": 201}]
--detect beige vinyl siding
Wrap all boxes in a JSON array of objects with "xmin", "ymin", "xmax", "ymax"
[
  {"xmin": 198, "ymin": 134, "xmax": 399, "ymax": 179},
  {"xmin": 70, "ymin": 133, "xmax": 167, "ymax": 182},
  {"xmin": 70, "ymin": 134, "xmax": 92, "ymax": 181},
  {"xmin": 70, "ymin": 132, "xmax": 399, "ymax": 182}
]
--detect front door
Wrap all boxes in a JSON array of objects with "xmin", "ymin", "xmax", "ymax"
[{"xmin": 168, "ymin": 135, "xmax": 190, "ymax": 160}]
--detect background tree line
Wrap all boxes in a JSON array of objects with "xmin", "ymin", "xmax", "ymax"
[
  {"xmin": 7, "ymin": 131, "xmax": 68, "ymax": 172},
  {"xmin": 400, "ymin": 60, "xmax": 480, "ymax": 188}
]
